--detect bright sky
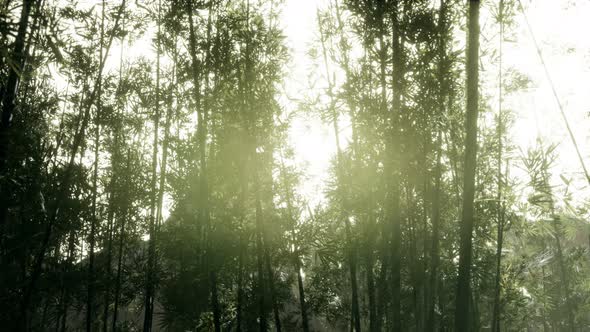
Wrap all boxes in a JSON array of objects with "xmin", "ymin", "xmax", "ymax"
[
  {"xmin": 50, "ymin": 0, "xmax": 590, "ymax": 212},
  {"xmin": 280, "ymin": 0, "xmax": 333, "ymax": 207},
  {"xmin": 505, "ymin": 1, "xmax": 590, "ymax": 192},
  {"xmin": 280, "ymin": 0, "xmax": 590, "ymax": 207}
]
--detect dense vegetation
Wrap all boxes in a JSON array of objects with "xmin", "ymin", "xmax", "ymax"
[{"xmin": 1, "ymin": 0, "xmax": 589, "ymax": 331}]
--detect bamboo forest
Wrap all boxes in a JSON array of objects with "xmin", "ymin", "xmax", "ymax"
[{"xmin": 4, "ymin": 0, "xmax": 590, "ymax": 330}]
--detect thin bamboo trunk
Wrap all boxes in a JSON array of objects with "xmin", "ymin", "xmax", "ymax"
[
  {"xmin": 389, "ymin": 2, "xmax": 403, "ymax": 330},
  {"xmin": 376, "ymin": 214, "xmax": 390, "ymax": 331},
  {"xmin": 143, "ymin": 1, "xmax": 162, "ymax": 329},
  {"xmin": 236, "ymin": 161, "xmax": 247, "ymax": 332},
  {"xmin": 87, "ymin": 3, "xmax": 107, "ymax": 330},
  {"xmin": 235, "ymin": 4, "xmax": 249, "ymax": 329},
  {"xmin": 365, "ymin": 150, "xmax": 379, "ymax": 330},
  {"xmin": 186, "ymin": 3, "xmax": 203, "ymax": 261},
  {"xmin": 491, "ymin": 4, "xmax": 505, "ymax": 332},
  {"xmin": 376, "ymin": 31, "xmax": 392, "ymax": 332},
  {"xmin": 102, "ymin": 200, "xmax": 115, "ymax": 332},
  {"xmin": 427, "ymin": 131, "xmax": 442, "ymax": 332},
  {"xmin": 541, "ymin": 266, "xmax": 549, "ymax": 332},
  {"xmin": 366, "ymin": 238, "xmax": 377, "ymax": 332},
  {"xmin": 261, "ymin": 154, "xmax": 282, "ymax": 332},
  {"xmin": 102, "ymin": 5, "xmax": 127, "ymax": 329},
  {"xmin": 112, "ymin": 150, "xmax": 131, "ymax": 331},
  {"xmin": 264, "ymin": 247, "xmax": 282, "ymax": 332},
  {"xmin": 58, "ymin": 229, "xmax": 76, "ymax": 332},
  {"xmin": 201, "ymin": 4, "xmax": 221, "ymax": 330},
  {"xmin": 296, "ymin": 264, "xmax": 310, "ymax": 332},
  {"xmin": 491, "ymin": 4, "xmax": 505, "ymax": 327},
  {"xmin": 237, "ymin": 250, "xmax": 244, "ymax": 331},
  {"xmin": 110, "ymin": 17, "xmax": 126, "ymax": 329},
  {"xmin": 426, "ymin": 2, "xmax": 447, "ymax": 330},
  {"xmin": 255, "ymin": 190, "xmax": 268, "ymax": 331},
  {"xmin": 455, "ymin": 1, "xmax": 481, "ymax": 331}
]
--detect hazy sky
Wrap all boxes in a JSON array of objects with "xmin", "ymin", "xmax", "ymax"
[
  {"xmin": 54, "ymin": 0, "xmax": 590, "ymax": 209},
  {"xmin": 280, "ymin": 0, "xmax": 590, "ymax": 207},
  {"xmin": 280, "ymin": 0, "xmax": 333, "ymax": 207}
]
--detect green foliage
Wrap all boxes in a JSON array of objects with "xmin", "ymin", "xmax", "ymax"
[{"xmin": 0, "ymin": 0, "xmax": 589, "ymax": 331}]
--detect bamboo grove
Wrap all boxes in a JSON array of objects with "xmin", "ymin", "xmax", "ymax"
[{"xmin": 1, "ymin": 0, "xmax": 590, "ymax": 331}]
